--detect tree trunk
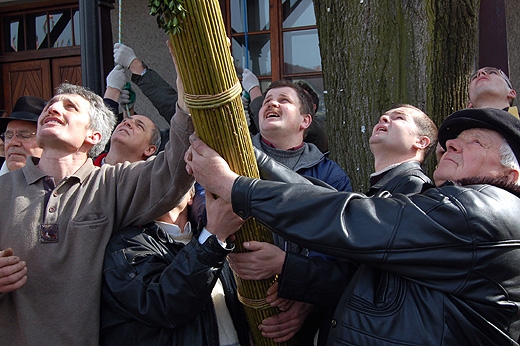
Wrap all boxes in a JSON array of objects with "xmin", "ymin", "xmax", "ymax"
[{"xmin": 314, "ymin": 0, "xmax": 479, "ymax": 191}]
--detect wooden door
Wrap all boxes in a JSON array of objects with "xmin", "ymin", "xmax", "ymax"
[
  {"xmin": 2, "ymin": 60, "xmax": 52, "ymax": 113},
  {"xmin": 51, "ymin": 56, "xmax": 82, "ymax": 90},
  {"xmin": 1, "ymin": 56, "xmax": 81, "ymax": 113}
]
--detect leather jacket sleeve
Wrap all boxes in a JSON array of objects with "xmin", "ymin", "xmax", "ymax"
[
  {"xmin": 231, "ymin": 177, "xmax": 520, "ymax": 293},
  {"xmin": 102, "ymin": 225, "xmax": 232, "ymax": 328}
]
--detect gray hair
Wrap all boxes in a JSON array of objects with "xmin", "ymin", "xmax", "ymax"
[
  {"xmin": 500, "ymin": 139, "xmax": 520, "ymax": 184},
  {"xmin": 55, "ymin": 83, "xmax": 117, "ymax": 158}
]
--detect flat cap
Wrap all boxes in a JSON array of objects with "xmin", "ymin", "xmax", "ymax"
[{"xmin": 439, "ymin": 107, "xmax": 520, "ymax": 162}]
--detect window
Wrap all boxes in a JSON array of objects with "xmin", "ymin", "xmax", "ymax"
[
  {"xmin": 223, "ymin": 0, "xmax": 325, "ymax": 117},
  {"xmin": 4, "ymin": 6, "xmax": 79, "ymax": 53}
]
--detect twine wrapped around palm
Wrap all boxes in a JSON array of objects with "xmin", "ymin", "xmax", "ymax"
[{"xmin": 149, "ymin": 0, "xmax": 297, "ymax": 344}]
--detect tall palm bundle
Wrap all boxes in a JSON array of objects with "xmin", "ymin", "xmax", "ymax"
[{"xmin": 149, "ymin": 0, "xmax": 296, "ymax": 344}]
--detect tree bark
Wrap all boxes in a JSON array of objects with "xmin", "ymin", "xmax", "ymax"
[{"xmin": 314, "ymin": 0, "xmax": 479, "ymax": 191}]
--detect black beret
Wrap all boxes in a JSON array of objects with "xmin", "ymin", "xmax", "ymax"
[
  {"xmin": 0, "ymin": 96, "xmax": 47, "ymax": 134},
  {"xmin": 438, "ymin": 107, "xmax": 520, "ymax": 162}
]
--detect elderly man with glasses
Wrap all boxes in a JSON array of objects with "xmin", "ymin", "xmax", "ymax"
[
  {"xmin": 436, "ymin": 66, "xmax": 518, "ymax": 162},
  {"xmin": 468, "ymin": 67, "xmax": 517, "ymax": 113},
  {"xmin": 0, "ymin": 96, "xmax": 47, "ymax": 175}
]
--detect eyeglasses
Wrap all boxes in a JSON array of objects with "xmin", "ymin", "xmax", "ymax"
[
  {"xmin": 470, "ymin": 67, "xmax": 513, "ymax": 89},
  {"xmin": 0, "ymin": 131, "xmax": 37, "ymax": 142}
]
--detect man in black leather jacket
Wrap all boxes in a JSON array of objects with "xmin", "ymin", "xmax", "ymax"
[
  {"xmin": 100, "ymin": 189, "xmax": 250, "ymax": 346},
  {"xmin": 185, "ymin": 107, "xmax": 520, "ymax": 345},
  {"xmin": 230, "ymin": 104, "xmax": 438, "ymax": 345}
]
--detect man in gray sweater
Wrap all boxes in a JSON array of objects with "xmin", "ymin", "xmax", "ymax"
[{"xmin": 0, "ymin": 44, "xmax": 195, "ymax": 345}]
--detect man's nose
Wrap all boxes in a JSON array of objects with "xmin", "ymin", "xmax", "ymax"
[
  {"xmin": 379, "ymin": 115, "xmax": 390, "ymax": 123},
  {"xmin": 476, "ymin": 69, "xmax": 488, "ymax": 78},
  {"xmin": 445, "ymin": 138, "xmax": 461, "ymax": 152}
]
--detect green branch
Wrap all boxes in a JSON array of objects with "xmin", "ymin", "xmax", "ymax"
[{"xmin": 149, "ymin": 0, "xmax": 187, "ymax": 35}]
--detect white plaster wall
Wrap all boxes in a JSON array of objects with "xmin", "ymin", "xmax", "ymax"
[{"xmin": 110, "ymin": 0, "xmax": 176, "ymax": 129}]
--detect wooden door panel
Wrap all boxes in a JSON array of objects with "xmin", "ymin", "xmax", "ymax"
[
  {"xmin": 52, "ymin": 56, "xmax": 82, "ymax": 90},
  {"xmin": 2, "ymin": 60, "xmax": 52, "ymax": 113}
]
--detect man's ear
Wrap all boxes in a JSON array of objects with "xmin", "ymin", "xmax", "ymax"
[
  {"xmin": 414, "ymin": 136, "xmax": 430, "ymax": 150},
  {"xmin": 505, "ymin": 168, "xmax": 520, "ymax": 185},
  {"xmin": 143, "ymin": 145, "xmax": 157, "ymax": 158},
  {"xmin": 300, "ymin": 114, "xmax": 312, "ymax": 130},
  {"xmin": 85, "ymin": 130, "xmax": 102, "ymax": 146},
  {"xmin": 508, "ymin": 89, "xmax": 517, "ymax": 102},
  {"xmin": 467, "ymin": 100, "xmax": 474, "ymax": 108}
]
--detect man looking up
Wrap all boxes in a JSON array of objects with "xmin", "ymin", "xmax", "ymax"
[
  {"xmin": 367, "ymin": 104, "xmax": 437, "ymax": 195},
  {"xmin": 467, "ymin": 67, "xmax": 516, "ymax": 111},
  {"xmin": 437, "ymin": 67, "xmax": 517, "ymax": 162},
  {"xmin": 229, "ymin": 104, "xmax": 437, "ymax": 345},
  {"xmin": 223, "ymin": 80, "xmax": 352, "ymax": 343},
  {"xmin": 185, "ymin": 107, "xmax": 520, "ymax": 345},
  {"xmin": 94, "ymin": 114, "xmax": 161, "ymax": 166},
  {"xmin": 0, "ymin": 43, "xmax": 195, "ymax": 346},
  {"xmin": 0, "ymin": 96, "xmax": 46, "ymax": 175}
]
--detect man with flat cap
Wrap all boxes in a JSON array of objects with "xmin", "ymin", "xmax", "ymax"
[
  {"xmin": 0, "ymin": 96, "xmax": 47, "ymax": 175},
  {"xmin": 186, "ymin": 107, "xmax": 520, "ymax": 345}
]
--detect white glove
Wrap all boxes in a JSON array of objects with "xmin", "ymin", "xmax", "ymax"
[
  {"xmin": 241, "ymin": 68, "xmax": 259, "ymax": 92},
  {"xmin": 114, "ymin": 43, "xmax": 137, "ymax": 69},
  {"xmin": 119, "ymin": 89, "xmax": 134, "ymax": 110},
  {"xmin": 106, "ymin": 65, "xmax": 127, "ymax": 91},
  {"xmin": 243, "ymin": 109, "xmax": 251, "ymax": 127}
]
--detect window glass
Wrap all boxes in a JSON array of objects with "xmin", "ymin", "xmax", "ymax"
[
  {"xmin": 232, "ymin": 34, "xmax": 271, "ymax": 76},
  {"xmin": 282, "ymin": 0, "xmax": 316, "ymax": 28},
  {"xmin": 3, "ymin": 7, "xmax": 79, "ymax": 53},
  {"xmin": 25, "ymin": 12, "xmax": 47, "ymax": 50},
  {"xmin": 231, "ymin": 0, "xmax": 270, "ymax": 33},
  {"xmin": 6, "ymin": 16, "xmax": 23, "ymax": 52},
  {"xmin": 73, "ymin": 9, "xmax": 80, "ymax": 46},
  {"xmin": 290, "ymin": 76, "xmax": 326, "ymax": 118},
  {"xmin": 49, "ymin": 11, "xmax": 73, "ymax": 48},
  {"xmin": 283, "ymin": 29, "xmax": 321, "ymax": 74}
]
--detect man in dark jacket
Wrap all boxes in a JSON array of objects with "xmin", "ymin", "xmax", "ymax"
[
  {"xmin": 229, "ymin": 104, "xmax": 437, "ymax": 345},
  {"xmin": 229, "ymin": 79, "xmax": 352, "ymax": 343},
  {"xmin": 100, "ymin": 188, "xmax": 250, "ymax": 346},
  {"xmin": 185, "ymin": 107, "xmax": 520, "ymax": 345}
]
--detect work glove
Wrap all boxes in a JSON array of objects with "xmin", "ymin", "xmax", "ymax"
[
  {"xmin": 119, "ymin": 88, "xmax": 135, "ymax": 110},
  {"xmin": 241, "ymin": 68, "xmax": 259, "ymax": 92},
  {"xmin": 106, "ymin": 64, "xmax": 127, "ymax": 91},
  {"xmin": 114, "ymin": 43, "xmax": 137, "ymax": 69}
]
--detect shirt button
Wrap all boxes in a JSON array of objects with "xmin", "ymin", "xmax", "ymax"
[
  {"xmin": 237, "ymin": 210, "xmax": 245, "ymax": 218},
  {"xmin": 331, "ymin": 319, "xmax": 337, "ymax": 328},
  {"xmin": 48, "ymin": 206, "xmax": 56, "ymax": 213},
  {"xmin": 53, "ymin": 192, "xmax": 58, "ymax": 197}
]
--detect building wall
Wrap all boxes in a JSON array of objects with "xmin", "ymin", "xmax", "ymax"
[
  {"xmin": 110, "ymin": 0, "xmax": 176, "ymax": 129},
  {"xmin": 110, "ymin": 0, "xmax": 520, "ymax": 126}
]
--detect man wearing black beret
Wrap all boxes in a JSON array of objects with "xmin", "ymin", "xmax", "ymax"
[
  {"xmin": 0, "ymin": 95, "xmax": 46, "ymax": 175},
  {"xmin": 186, "ymin": 107, "xmax": 520, "ymax": 345}
]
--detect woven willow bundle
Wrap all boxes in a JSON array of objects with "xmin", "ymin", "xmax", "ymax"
[{"xmin": 149, "ymin": 0, "xmax": 296, "ymax": 345}]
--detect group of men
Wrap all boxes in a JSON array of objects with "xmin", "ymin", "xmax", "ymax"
[{"xmin": 1, "ymin": 35, "xmax": 520, "ymax": 346}]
